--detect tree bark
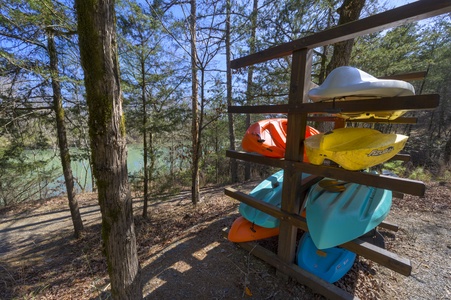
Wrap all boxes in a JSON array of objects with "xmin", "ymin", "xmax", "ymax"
[
  {"xmin": 141, "ymin": 53, "xmax": 149, "ymax": 218},
  {"xmin": 226, "ymin": 0, "xmax": 238, "ymax": 183},
  {"xmin": 444, "ymin": 136, "xmax": 451, "ymax": 165},
  {"xmin": 190, "ymin": 0, "xmax": 200, "ymax": 205},
  {"xmin": 245, "ymin": 0, "xmax": 259, "ymax": 181},
  {"xmin": 326, "ymin": 0, "xmax": 366, "ymax": 74},
  {"xmin": 74, "ymin": 0, "xmax": 143, "ymax": 299},
  {"xmin": 47, "ymin": 31, "xmax": 84, "ymax": 238},
  {"xmin": 321, "ymin": 0, "xmax": 365, "ymax": 132}
]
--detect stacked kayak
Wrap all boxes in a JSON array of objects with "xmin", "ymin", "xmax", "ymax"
[
  {"xmin": 230, "ymin": 66, "xmax": 405, "ymax": 268},
  {"xmin": 304, "ymin": 127, "xmax": 408, "ymax": 171},
  {"xmin": 296, "ymin": 233, "xmax": 356, "ymax": 283},
  {"xmin": 239, "ymin": 170, "xmax": 311, "ymax": 228},
  {"xmin": 238, "ymin": 170, "xmax": 284, "ymax": 229},
  {"xmin": 308, "ymin": 66, "xmax": 415, "ymax": 120},
  {"xmin": 228, "ymin": 216, "xmax": 279, "ymax": 243},
  {"xmin": 228, "ymin": 170, "xmax": 310, "ymax": 243},
  {"xmin": 241, "ymin": 118, "xmax": 319, "ymax": 160},
  {"xmin": 304, "ymin": 176, "xmax": 392, "ymax": 249}
]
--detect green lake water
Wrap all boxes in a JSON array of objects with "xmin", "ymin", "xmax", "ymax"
[{"xmin": 33, "ymin": 145, "xmax": 154, "ymax": 196}]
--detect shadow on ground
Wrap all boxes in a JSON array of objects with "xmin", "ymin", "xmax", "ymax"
[{"xmin": 0, "ymin": 182, "xmax": 366, "ymax": 300}]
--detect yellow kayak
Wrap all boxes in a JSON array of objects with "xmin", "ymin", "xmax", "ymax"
[{"xmin": 304, "ymin": 128, "xmax": 408, "ymax": 170}]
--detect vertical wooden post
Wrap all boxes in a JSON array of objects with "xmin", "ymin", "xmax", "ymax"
[{"xmin": 277, "ymin": 49, "xmax": 312, "ymax": 275}]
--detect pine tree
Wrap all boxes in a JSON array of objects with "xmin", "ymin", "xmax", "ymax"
[{"xmin": 74, "ymin": 0, "xmax": 143, "ymax": 298}]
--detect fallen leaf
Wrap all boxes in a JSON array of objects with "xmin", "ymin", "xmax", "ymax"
[{"xmin": 245, "ymin": 286, "xmax": 252, "ymax": 296}]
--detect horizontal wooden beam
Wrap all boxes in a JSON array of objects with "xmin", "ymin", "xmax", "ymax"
[
  {"xmin": 225, "ymin": 187, "xmax": 287, "ymax": 220},
  {"xmin": 392, "ymin": 192, "xmax": 404, "ymax": 200},
  {"xmin": 307, "ymin": 116, "xmax": 418, "ymax": 124},
  {"xmin": 391, "ymin": 154, "xmax": 410, "ymax": 162},
  {"xmin": 221, "ymin": 228, "xmax": 359, "ymax": 300},
  {"xmin": 378, "ymin": 221, "xmax": 399, "ymax": 232},
  {"xmin": 224, "ymin": 187, "xmax": 412, "ymax": 276},
  {"xmin": 226, "ymin": 150, "xmax": 285, "ymax": 168},
  {"xmin": 228, "ymin": 94, "xmax": 439, "ymax": 115},
  {"xmin": 379, "ymin": 71, "xmax": 428, "ymax": 82},
  {"xmin": 231, "ymin": 0, "xmax": 451, "ymax": 68},
  {"xmin": 341, "ymin": 239, "xmax": 411, "ymax": 276},
  {"xmin": 346, "ymin": 117, "xmax": 418, "ymax": 124},
  {"xmin": 227, "ymin": 151, "xmax": 410, "ymax": 168},
  {"xmin": 227, "ymin": 150, "xmax": 424, "ymax": 196},
  {"xmin": 291, "ymin": 162, "xmax": 425, "ymax": 196},
  {"xmin": 227, "ymin": 150, "xmax": 410, "ymax": 163}
]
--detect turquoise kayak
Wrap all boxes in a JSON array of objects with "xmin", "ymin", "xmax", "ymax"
[
  {"xmin": 239, "ymin": 170, "xmax": 311, "ymax": 228},
  {"xmin": 296, "ymin": 232, "xmax": 356, "ymax": 283},
  {"xmin": 305, "ymin": 177, "xmax": 392, "ymax": 249}
]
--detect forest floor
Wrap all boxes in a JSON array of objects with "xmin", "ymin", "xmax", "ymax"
[{"xmin": 0, "ymin": 179, "xmax": 450, "ymax": 300}]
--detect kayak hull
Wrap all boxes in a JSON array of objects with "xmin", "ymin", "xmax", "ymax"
[
  {"xmin": 304, "ymin": 127, "xmax": 408, "ymax": 171},
  {"xmin": 305, "ymin": 178, "xmax": 392, "ymax": 249},
  {"xmin": 239, "ymin": 170, "xmax": 311, "ymax": 228},
  {"xmin": 308, "ymin": 66, "xmax": 415, "ymax": 120},
  {"xmin": 242, "ymin": 118, "xmax": 319, "ymax": 159},
  {"xmin": 228, "ymin": 216, "xmax": 280, "ymax": 243},
  {"xmin": 296, "ymin": 233, "xmax": 356, "ymax": 283}
]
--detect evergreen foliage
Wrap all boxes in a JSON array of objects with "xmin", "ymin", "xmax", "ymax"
[{"xmin": 0, "ymin": 0, "xmax": 450, "ymax": 207}]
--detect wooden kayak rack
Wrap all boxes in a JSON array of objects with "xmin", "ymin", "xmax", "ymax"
[{"xmin": 224, "ymin": 1, "xmax": 451, "ymax": 299}]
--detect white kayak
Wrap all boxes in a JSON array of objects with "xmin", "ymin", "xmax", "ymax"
[{"xmin": 308, "ymin": 66, "xmax": 415, "ymax": 120}]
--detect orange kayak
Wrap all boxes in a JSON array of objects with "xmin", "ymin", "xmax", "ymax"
[
  {"xmin": 228, "ymin": 211, "xmax": 307, "ymax": 243},
  {"xmin": 228, "ymin": 216, "xmax": 280, "ymax": 243},
  {"xmin": 241, "ymin": 118, "xmax": 319, "ymax": 159}
]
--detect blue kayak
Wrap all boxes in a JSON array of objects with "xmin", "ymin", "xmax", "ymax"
[
  {"xmin": 239, "ymin": 170, "xmax": 311, "ymax": 228},
  {"xmin": 305, "ymin": 178, "xmax": 392, "ymax": 249},
  {"xmin": 296, "ymin": 233, "xmax": 356, "ymax": 283}
]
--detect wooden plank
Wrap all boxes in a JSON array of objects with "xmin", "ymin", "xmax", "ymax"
[
  {"xmin": 379, "ymin": 71, "xmax": 427, "ymax": 81},
  {"xmin": 231, "ymin": 0, "xmax": 451, "ymax": 68},
  {"xmin": 316, "ymin": 95, "xmax": 440, "ymax": 113},
  {"xmin": 307, "ymin": 116, "xmax": 418, "ymax": 124},
  {"xmin": 278, "ymin": 49, "xmax": 312, "ymax": 272},
  {"xmin": 226, "ymin": 151, "xmax": 410, "ymax": 167},
  {"xmin": 228, "ymin": 104, "xmax": 289, "ymax": 114},
  {"xmin": 391, "ymin": 154, "xmax": 410, "ymax": 162},
  {"xmin": 341, "ymin": 239, "xmax": 411, "ymax": 276},
  {"xmin": 393, "ymin": 192, "xmax": 404, "ymax": 199},
  {"xmin": 291, "ymin": 162, "xmax": 426, "ymax": 196},
  {"xmin": 221, "ymin": 228, "xmax": 359, "ymax": 300},
  {"xmin": 307, "ymin": 116, "xmax": 344, "ymax": 123},
  {"xmin": 225, "ymin": 187, "xmax": 287, "ymax": 220},
  {"xmin": 226, "ymin": 150, "xmax": 285, "ymax": 168},
  {"xmin": 345, "ymin": 117, "xmax": 418, "ymax": 124},
  {"xmin": 378, "ymin": 221, "xmax": 399, "ymax": 232},
  {"xmin": 228, "ymin": 94, "xmax": 439, "ymax": 114},
  {"xmin": 224, "ymin": 187, "xmax": 412, "ymax": 275},
  {"xmin": 225, "ymin": 153, "xmax": 409, "ymax": 167},
  {"xmin": 226, "ymin": 150, "xmax": 422, "ymax": 196}
]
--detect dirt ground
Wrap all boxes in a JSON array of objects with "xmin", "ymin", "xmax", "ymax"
[{"xmin": 0, "ymin": 180, "xmax": 450, "ymax": 300}]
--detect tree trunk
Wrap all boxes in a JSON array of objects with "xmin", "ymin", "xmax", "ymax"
[
  {"xmin": 326, "ymin": 0, "xmax": 366, "ymax": 73},
  {"xmin": 141, "ymin": 55, "xmax": 149, "ymax": 218},
  {"xmin": 245, "ymin": 0, "xmax": 258, "ymax": 181},
  {"xmin": 74, "ymin": 0, "xmax": 143, "ymax": 299},
  {"xmin": 215, "ymin": 122, "xmax": 220, "ymax": 183},
  {"xmin": 318, "ymin": 7, "xmax": 333, "ymax": 85},
  {"xmin": 149, "ymin": 131, "xmax": 155, "ymax": 192},
  {"xmin": 47, "ymin": 31, "xmax": 84, "ymax": 238},
  {"xmin": 226, "ymin": 0, "xmax": 238, "ymax": 183},
  {"xmin": 444, "ymin": 136, "xmax": 451, "ymax": 165},
  {"xmin": 190, "ymin": 0, "xmax": 200, "ymax": 205},
  {"xmin": 322, "ymin": 0, "xmax": 365, "ymax": 132}
]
